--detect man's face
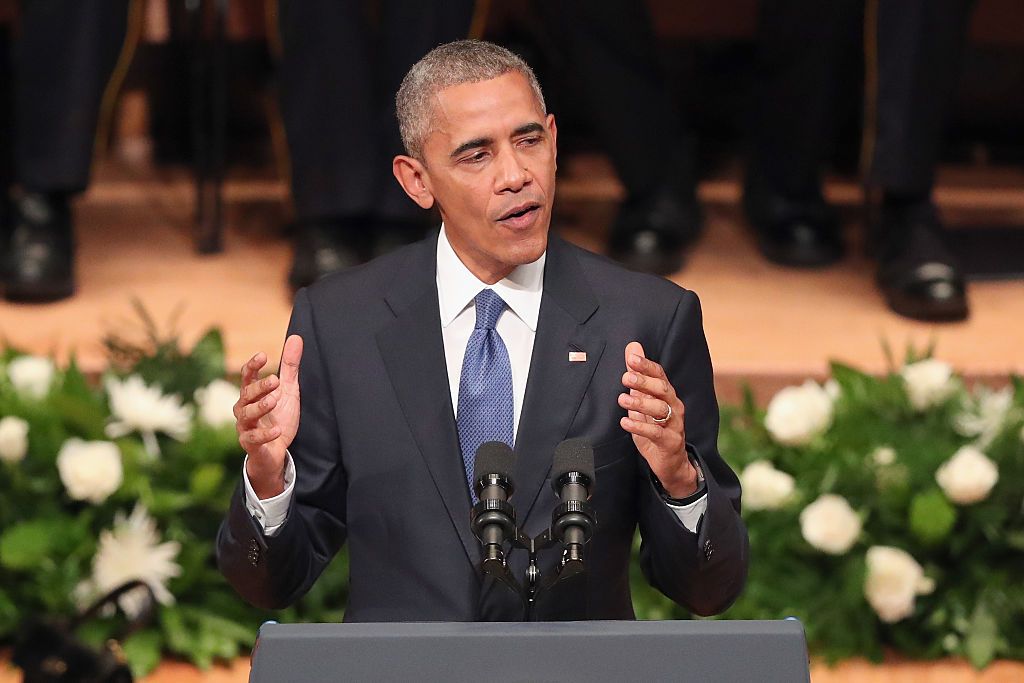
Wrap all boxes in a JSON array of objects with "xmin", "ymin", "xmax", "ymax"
[{"xmin": 397, "ymin": 71, "xmax": 557, "ymax": 283}]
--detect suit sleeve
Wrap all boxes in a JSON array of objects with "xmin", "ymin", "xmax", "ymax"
[
  {"xmin": 216, "ymin": 287, "xmax": 348, "ymax": 609},
  {"xmin": 635, "ymin": 289, "xmax": 749, "ymax": 616}
]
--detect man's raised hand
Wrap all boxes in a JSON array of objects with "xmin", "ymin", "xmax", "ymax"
[
  {"xmin": 236, "ymin": 334, "xmax": 303, "ymax": 499},
  {"xmin": 618, "ymin": 340, "xmax": 699, "ymax": 499}
]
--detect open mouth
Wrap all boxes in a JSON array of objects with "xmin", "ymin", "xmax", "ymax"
[{"xmin": 498, "ymin": 203, "xmax": 541, "ymax": 222}]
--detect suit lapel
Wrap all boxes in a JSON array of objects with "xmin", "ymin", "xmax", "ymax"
[
  {"xmin": 513, "ymin": 236, "xmax": 605, "ymax": 523},
  {"xmin": 376, "ymin": 235, "xmax": 482, "ymax": 571}
]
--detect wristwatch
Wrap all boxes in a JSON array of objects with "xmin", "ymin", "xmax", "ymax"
[{"xmin": 651, "ymin": 450, "xmax": 706, "ymax": 505}]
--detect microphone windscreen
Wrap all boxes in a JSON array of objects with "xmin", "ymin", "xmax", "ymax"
[
  {"xmin": 552, "ymin": 438, "xmax": 595, "ymax": 482},
  {"xmin": 473, "ymin": 441, "xmax": 515, "ymax": 482}
]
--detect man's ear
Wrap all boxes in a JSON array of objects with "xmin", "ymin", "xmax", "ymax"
[
  {"xmin": 393, "ymin": 155, "xmax": 435, "ymax": 210},
  {"xmin": 546, "ymin": 113, "xmax": 558, "ymax": 167}
]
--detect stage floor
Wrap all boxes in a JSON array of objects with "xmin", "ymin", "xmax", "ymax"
[{"xmin": 1, "ymin": 156, "xmax": 1022, "ymax": 401}]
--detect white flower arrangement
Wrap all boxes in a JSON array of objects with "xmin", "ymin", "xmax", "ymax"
[
  {"xmin": 953, "ymin": 386, "xmax": 1016, "ymax": 449},
  {"xmin": 7, "ymin": 355, "xmax": 56, "ymax": 400},
  {"xmin": 740, "ymin": 460, "xmax": 795, "ymax": 510},
  {"xmin": 194, "ymin": 378, "xmax": 240, "ymax": 429},
  {"xmin": 864, "ymin": 546, "xmax": 934, "ymax": 623},
  {"xmin": 0, "ymin": 416, "xmax": 30, "ymax": 463},
  {"xmin": 799, "ymin": 494, "xmax": 862, "ymax": 555},
  {"xmin": 104, "ymin": 374, "xmax": 193, "ymax": 457},
  {"xmin": 56, "ymin": 438, "xmax": 124, "ymax": 504},
  {"xmin": 901, "ymin": 358, "xmax": 957, "ymax": 411},
  {"xmin": 763, "ymin": 380, "xmax": 834, "ymax": 446},
  {"xmin": 935, "ymin": 445, "xmax": 999, "ymax": 505},
  {"xmin": 86, "ymin": 505, "xmax": 182, "ymax": 619}
]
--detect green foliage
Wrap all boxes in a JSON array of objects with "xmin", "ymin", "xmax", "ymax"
[
  {"xmin": 629, "ymin": 357, "xmax": 1024, "ymax": 669},
  {"xmin": 2, "ymin": 321, "xmax": 1022, "ymax": 670}
]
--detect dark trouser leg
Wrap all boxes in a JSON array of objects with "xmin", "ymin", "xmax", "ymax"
[
  {"xmin": 539, "ymin": 0, "xmax": 693, "ymax": 204},
  {"xmin": 747, "ymin": 0, "xmax": 862, "ymax": 203},
  {"xmin": 14, "ymin": 0, "xmax": 130, "ymax": 194},
  {"xmin": 278, "ymin": 0, "xmax": 376, "ymax": 223},
  {"xmin": 868, "ymin": 0, "xmax": 974, "ymax": 197},
  {"xmin": 867, "ymin": 0, "xmax": 974, "ymax": 322},
  {"xmin": 278, "ymin": 0, "xmax": 473, "ymax": 224},
  {"xmin": 375, "ymin": 0, "xmax": 474, "ymax": 221}
]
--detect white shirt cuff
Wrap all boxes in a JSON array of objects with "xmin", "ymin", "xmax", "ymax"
[
  {"xmin": 242, "ymin": 451, "xmax": 296, "ymax": 537},
  {"xmin": 665, "ymin": 493, "xmax": 707, "ymax": 534}
]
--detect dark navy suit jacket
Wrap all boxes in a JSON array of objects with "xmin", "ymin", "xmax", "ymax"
[{"xmin": 217, "ymin": 232, "xmax": 748, "ymax": 620}]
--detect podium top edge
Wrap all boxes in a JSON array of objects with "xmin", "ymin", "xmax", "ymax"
[{"xmin": 258, "ymin": 619, "xmax": 806, "ymax": 639}]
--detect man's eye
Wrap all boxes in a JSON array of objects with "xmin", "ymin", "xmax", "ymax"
[
  {"xmin": 463, "ymin": 152, "xmax": 488, "ymax": 164},
  {"xmin": 519, "ymin": 136, "xmax": 541, "ymax": 146}
]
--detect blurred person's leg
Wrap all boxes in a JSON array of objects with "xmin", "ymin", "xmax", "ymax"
[
  {"xmin": 278, "ymin": 0, "xmax": 376, "ymax": 289},
  {"xmin": 278, "ymin": 0, "xmax": 472, "ymax": 290},
  {"xmin": 4, "ymin": 0, "xmax": 129, "ymax": 302},
  {"xmin": 540, "ymin": 0, "xmax": 699, "ymax": 276},
  {"xmin": 744, "ymin": 0, "xmax": 861, "ymax": 267},
  {"xmin": 373, "ymin": 0, "xmax": 473, "ymax": 256},
  {"xmin": 868, "ymin": 0, "xmax": 974, "ymax": 321}
]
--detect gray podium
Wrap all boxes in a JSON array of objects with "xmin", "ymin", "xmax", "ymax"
[{"xmin": 249, "ymin": 620, "xmax": 810, "ymax": 682}]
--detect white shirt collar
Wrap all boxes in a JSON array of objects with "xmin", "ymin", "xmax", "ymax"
[{"xmin": 436, "ymin": 224, "xmax": 545, "ymax": 331}]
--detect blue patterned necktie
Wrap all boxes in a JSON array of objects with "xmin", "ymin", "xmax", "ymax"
[{"xmin": 456, "ymin": 289, "xmax": 515, "ymax": 502}]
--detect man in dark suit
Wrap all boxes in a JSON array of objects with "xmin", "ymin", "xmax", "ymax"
[{"xmin": 217, "ymin": 40, "xmax": 747, "ymax": 621}]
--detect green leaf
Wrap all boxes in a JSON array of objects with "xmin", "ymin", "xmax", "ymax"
[
  {"xmin": 123, "ymin": 630, "xmax": 163, "ymax": 678},
  {"xmin": 0, "ymin": 518, "xmax": 74, "ymax": 570},
  {"xmin": 190, "ymin": 329, "xmax": 226, "ymax": 385},
  {"xmin": 189, "ymin": 463, "xmax": 225, "ymax": 500},
  {"xmin": 909, "ymin": 490, "xmax": 957, "ymax": 545},
  {"xmin": 965, "ymin": 601, "xmax": 999, "ymax": 669}
]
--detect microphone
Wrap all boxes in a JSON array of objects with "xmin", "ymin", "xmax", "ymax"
[
  {"xmin": 550, "ymin": 438, "xmax": 597, "ymax": 565},
  {"xmin": 470, "ymin": 441, "xmax": 517, "ymax": 564}
]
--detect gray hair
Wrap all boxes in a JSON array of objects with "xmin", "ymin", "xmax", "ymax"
[{"xmin": 396, "ymin": 39, "xmax": 546, "ymax": 160}]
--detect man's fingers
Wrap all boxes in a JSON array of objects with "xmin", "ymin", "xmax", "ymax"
[
  {"xmin": 622, "ymin": 370, "xmax": 673, "ymax": 401},
  {"xmin": 618, "ymin": 392, "xmax": 673, "ymax": 423},
  {"xmin": 625, "ymin": 341, "xmax": 645, "ymax": 365},
  {"xmin": 620, "ymin": 416, "xmax": 683, "ymax": 449},
  {"xmin": 239, "ymin": 425, "xmax": 281, "ymax": 448},
  {"xmin": 237, "ymin": 374, "xmax": 279, "ymax": 408},
  {"xmin": 280, "ymin": 335, "xmax": 304, "ymax": 386},
  {"xmin": 241, "ymin": 352, "xmax": 267, "ymax": 387},
  {"xmin": 236, "ymin": 392, "xmax": 278, "ymax": 425},
  {"xmin": 626, "ymin": 350, "xmax": 667, "ymax": 381}
]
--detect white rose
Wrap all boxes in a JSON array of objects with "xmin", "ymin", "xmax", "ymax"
[
  {"xmin": 0, "ymin": 416, "xmax": 30, "ymax": 463},
  {"xmin": 901, "ymin": 359, "xmax": 957, "ymax": 411},
  {"xmin": 799, "ymin": 494, "xmax": 861, "ymax": 555},
  {"xmin": 764, "ymin": 380, "xmax": 834, "ymax": 446},
  {"xmin": 56, "ymin": 438, "xmax": 124, "ymax": 504},
  {"xmin": 194, "ymin": 378, "xmax": 239, "ymax": 428},
  {"xmin": 864, "ymin": 546, "xmax": 932, "ymax": 623},
  {"xmin": 871, "ymin": 446, "xmax": 896, "ymax": 466},
  {"xmin": 935, "ymin": 445, "xmax": 999, "ymax": 505},
  {"xmin": 740, "ymin": 461, "xmax": 795, "ymax": 510},
  {"xmin": 7, "ymin": 355, "xmax": 56, "ymax": 400}
]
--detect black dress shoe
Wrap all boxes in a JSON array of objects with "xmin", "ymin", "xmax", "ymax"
[
  {"xmin": 744, "ymin": 189, "xmax": 844, "ymax": 267},
  {"xmin": 288, "ymin": 220, "xmax": 368, "ymax": 290},
  {"xmin": 3, "ymin": 192, "xmax": 75, "ymax": 303},
  {"xmin": 874, "ymin": 200, "xmax": 968, "ymax": 322},
  {"xmin": 608, "ymin": 187, "xmax": 702, "ymax": 276}
]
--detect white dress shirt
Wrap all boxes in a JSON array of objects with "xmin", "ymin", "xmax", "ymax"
[{"xmin": 244, "ymin": 226, "xmax": 706, "ymax": 535}]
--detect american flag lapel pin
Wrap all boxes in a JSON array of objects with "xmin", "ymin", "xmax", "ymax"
[{"xmin": 568, "ymin": 348, "xmax": 587, "ymax": 362}]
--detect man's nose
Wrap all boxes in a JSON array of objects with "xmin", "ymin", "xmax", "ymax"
[{"xmin": 494, "ymin": 148, "xmax": 531, "ymax": 193}]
